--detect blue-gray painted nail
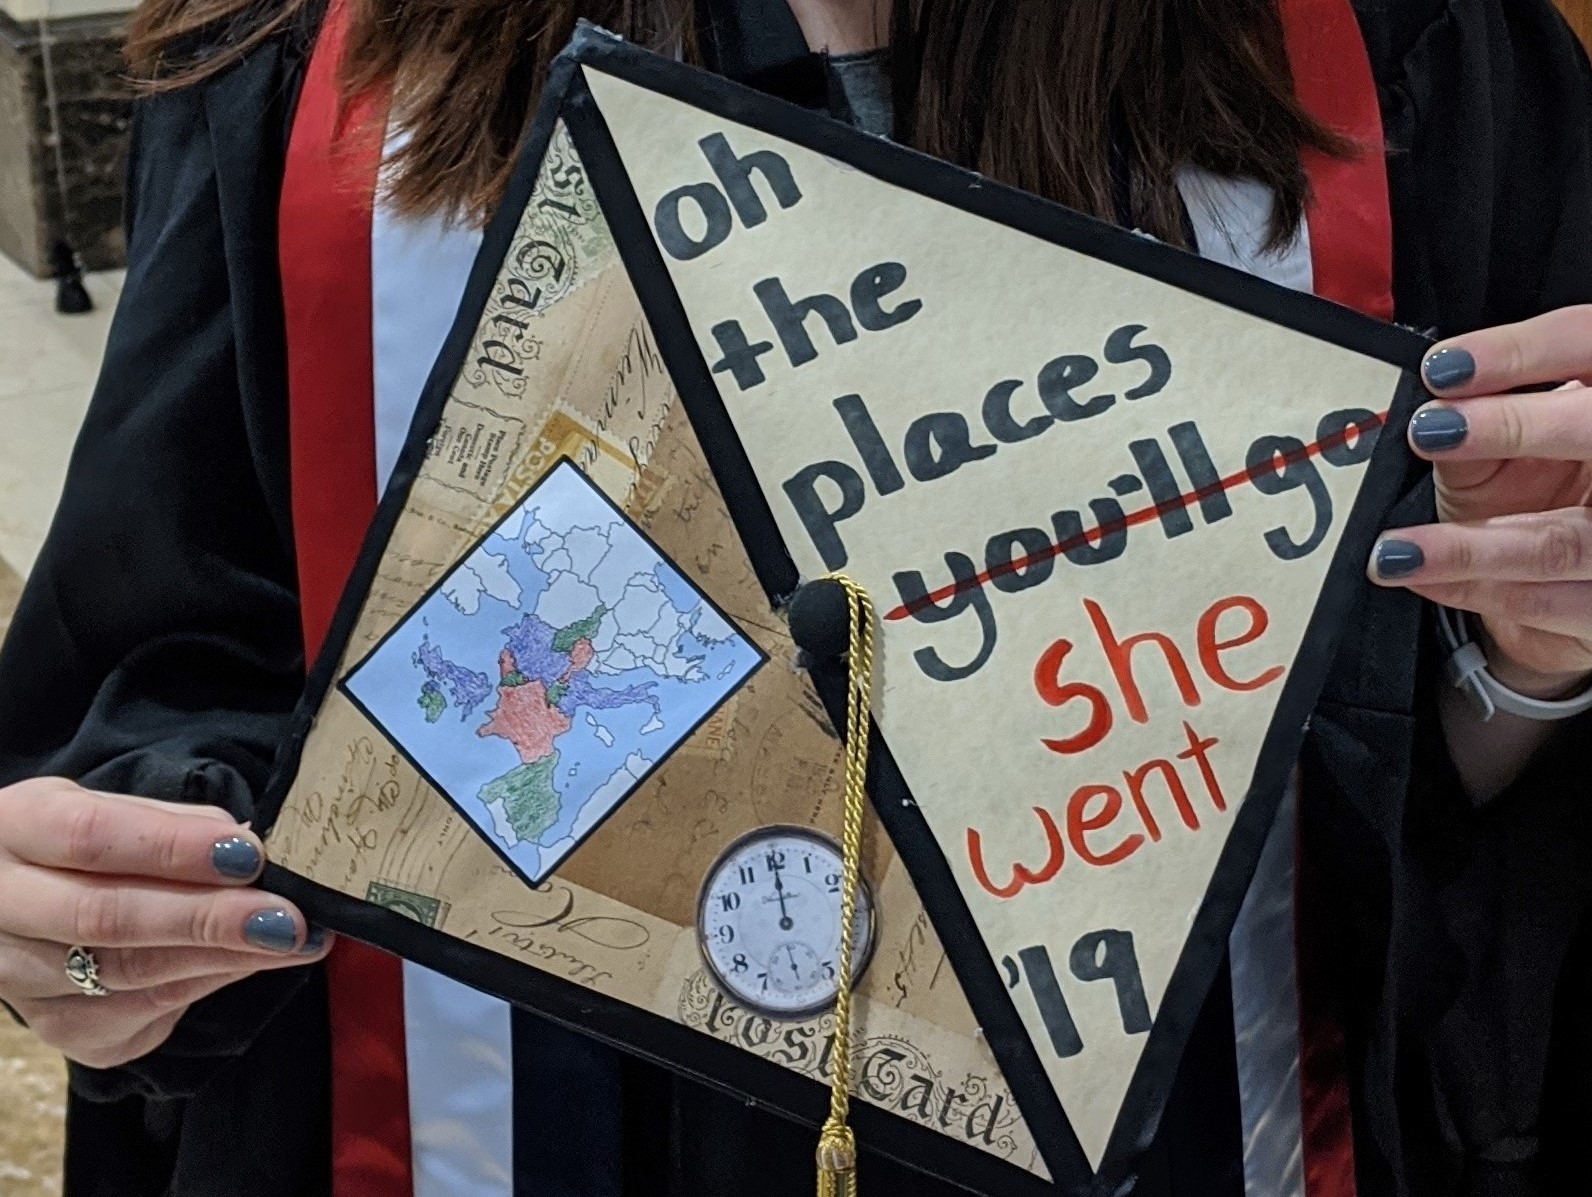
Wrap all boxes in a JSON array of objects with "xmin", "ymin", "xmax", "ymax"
[
  {"xmin": 1423, "ymin": 348, "xmax": 1476, "ymax": 390},
  {"xmin": 1374, "ymin": 539, "xmax": 1425, "ymax": 579},
  {"xmin": 1410, "ymin": 406, "xmax": 1468, "ymax": 452},
  {"xmin": 298, "ymin": 927, "xmax": 328, "ymax": 955},
  {"xmin": 244, "ymin": 910, "xmax": 299, "ymax": 953},
  {"xmin": 211, "ymin": 836, "xmax": 262, "ymax": 880}
]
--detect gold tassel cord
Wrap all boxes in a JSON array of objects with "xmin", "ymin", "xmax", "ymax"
[{"xmin": 816, "ymin": 574, "xmax": 876, "ymax": 1197}]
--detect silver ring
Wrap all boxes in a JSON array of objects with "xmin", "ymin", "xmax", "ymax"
[{"xmin": 64, "ymin": 946, "xmax": 110, "ymax": 997}]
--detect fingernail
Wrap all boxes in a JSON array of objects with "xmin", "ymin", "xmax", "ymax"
[
  {"xmin": 1423, "ymin": 348, "xmax": 1476, "ymax": 391},
  {"xmin": 211, "ymin": 836, "xmax": 262, "ymax": 880},
  {"xmin": 1374, "ymin": 539, "xmax": 1425, "ymax": 579},
  {"xmin": 298, "ymin": 926, "xmax": 328, "ymax": 955},
  {"xmin": 244, "ymin": 910, "xmax": 300, "ymax": 953},
  {"xmin": 1409, "ymin": 406, "xmax": 1468, "ymax": 452}
]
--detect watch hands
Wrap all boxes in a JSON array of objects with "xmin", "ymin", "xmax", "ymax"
[{"xmin": 770, "ymin": 856, "xmax": 794, "ymax": 931}]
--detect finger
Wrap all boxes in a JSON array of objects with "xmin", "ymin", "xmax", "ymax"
[
  {"xmin": 1399, "ymin": 578, "xmax": 1592, "ymax": 641},
  {"xmin": 24, "ymin": 975, "xmax": 249, "ymax": 1070},
  {"xmin": 1407, "ymin": 386, "xmax": 1592, "ymax": 463},
  {"xmin": 6, "ymin": 779, "xmax": 243, "ymax": 825},
  {"xmin": 0, "ymin": 868, "xmax": 316, "ymax": 953},
  {"xmin": 69, "ymin": 1005, "xmax": 189, "ymax": 1071},
  {"xmin": 1368, "ymin": 511, "xmax": 1592, "ymax": 586},
  {"xmin": 1423, "ymin": 306, "xmax": 1592, "ymax": 397},
  {"xmin": 0, "ymin": 785, "xmax": 264, "ymax": 884},
  {"xmin": 0, "ymin": 929, "xmax": 332, "ymax": 999},
  {"xmin": 109, "ymin": 793, "xmax": 246, "ymax": 826}
]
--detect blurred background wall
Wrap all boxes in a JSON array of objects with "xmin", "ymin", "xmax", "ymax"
[{"xmin": 0, "ymin": 0, "xmax": 132, "ymax": 279}]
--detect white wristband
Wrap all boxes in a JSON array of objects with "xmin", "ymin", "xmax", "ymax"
[{"xmin": 1436, "ymin": 606, "xmax": 1592, "ymax": 722}]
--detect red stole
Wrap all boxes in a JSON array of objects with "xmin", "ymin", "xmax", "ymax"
[{"xmin": 280, "ymin": 3, "xmax": 412, "ymax": 1196}]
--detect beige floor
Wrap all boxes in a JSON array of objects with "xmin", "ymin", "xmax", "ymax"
[{"xmin": 0, "ymin": 254, "xmax": 120, "ymax": 1197}]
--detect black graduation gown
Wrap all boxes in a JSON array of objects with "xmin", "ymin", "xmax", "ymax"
[{"xmin": 1, "ymin": 2, "xmax": 1589, "ymax": 1195}]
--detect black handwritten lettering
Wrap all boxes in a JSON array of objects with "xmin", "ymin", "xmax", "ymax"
[
  {"xmin": 1317, "ymin": 406, "xmax": 1381, "ymax": 466},
  {"xmin": 654, "ymin": 181, "xmax": 734, "ymax": 260},
  {"xmin": 698, "ymin": 133, "xmax": 801, "ymax": 229},
  {"xmin": 783, "ymin": 460, "xmax": 867, "ymax": 570},
  {"xmin": 982, "ymin": 380, "xmax": 1050, "ymax": 444},
  {"xmin": 1246, "ymin": 434, "xmax": 1332, "ymax": 560},
  {"xmin": 850, "ymin": 262, "xmax": 922, "ymax": 331},
  {"xmin": 904, "ymin": 412, "xmax": 998, "ymax": 482},
  {"xmin": 1069, "ymin": 930, "xmax": 1152, "ymax": 1035},
  {"xmin": 491, "ymin": 882, "xmax": 650, "ymax": 952},
  {"xmin": 753, "ymin": 277, "xmax": 858, "ymax": 368},
  {"xmin": 1168, "ymin": 422, "xmax": 1232, "ymax": 525},
  {"xmin": 833, "ymin": 394, "xmax": 905, "ymax": 496},
  {"xmin": 1129, "ymin": 438, "xmax": 1196, "ymax": 539},
  {"xmin": 1104, "ymin": 323, "xmax": 1173, "ymax": 400},
  {"xmin": 892, "ymin": 554, "xmax": 997, "ymax": 681},
  {"xmin": 1008, "ymin": 945, "xmax": 1083, "ymax": 1058},
  {"xmin": 1038, "ymin": 354, "xmax": 1112, "ymax": 421},
  {"xmin": 985, "ymin": 526, "xmax": 1054, "ymax": 595},
  {"xmin": 708, "ymin": 319, "xmax": 777, "ymax": 390},
  {"xmin": 1052, "ymin": 498, "xmax": 1129, "ymax": 566}
]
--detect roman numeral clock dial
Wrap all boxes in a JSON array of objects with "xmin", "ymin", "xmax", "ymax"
[{"xmin": 697, "ymin": 826, "xmax": 877, "ymax": 1018}]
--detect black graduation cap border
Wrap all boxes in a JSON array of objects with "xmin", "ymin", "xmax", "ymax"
[{"xmin": 256, "ymin": 25, "xmax": 1431, "ymax": 1195}]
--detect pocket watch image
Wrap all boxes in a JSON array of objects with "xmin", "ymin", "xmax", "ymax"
[{"xmin": 696, "ymin": 825, "xmax": 878, "ymax": 1019}]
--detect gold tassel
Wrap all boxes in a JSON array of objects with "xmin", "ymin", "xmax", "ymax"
[
  {"xmin": 815, "ymin": 1122, "xmax": 859, "ymax": 1197},
  {"xmin": 814, "ymin": 575, "xmax": 876, "ymax": 1197}
]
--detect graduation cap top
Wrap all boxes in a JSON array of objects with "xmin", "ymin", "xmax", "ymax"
[{"xmin": 259, "ymin": 23, "xmax": 1427, "ymax": 1194}]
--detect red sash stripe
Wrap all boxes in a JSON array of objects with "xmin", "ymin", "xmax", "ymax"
[
  {"xmin": 280, "ymin": 4, "xmax": 413, "ymax": 1196},
  {"xmin": 1283, "ymin": 0, "xmax": 1397, "ymax": 323}
]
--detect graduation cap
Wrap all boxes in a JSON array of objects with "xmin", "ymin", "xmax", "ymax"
[{"xmin": 260, "ymin": 25, "xmax": 1427, "ymax": 1193}]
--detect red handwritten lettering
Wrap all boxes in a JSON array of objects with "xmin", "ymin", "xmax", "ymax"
[
  {"xmin": 966, "ymin": 809, "xmax": 1064, "ymax": 899},
  {"xmin": 1176, "ymin": 721, "xmax": 1226, "ymax": 812},
  {"xmin": 1123, "ymin": 757, "xmax": 1197, "ymax": 841},
  {"xmin": 1066, "ymin": 784, "xmax": 1143, "ymax": 867},
  {"xmin": 1198, "ymin": 596, "xmax": 1285, "ymax": 693},
  {"xmin": 1085, "ymin": 598, "xmax": 1202, "ymax": 724},
  {"xmin": 968, "ymin": 722, "xmax": 1228, "ymax": 899},
  {"xmin": 1034, "ymin": 638, "xmax": 1112, "ymax": 756}
]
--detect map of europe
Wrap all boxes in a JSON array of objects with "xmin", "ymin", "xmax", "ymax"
[{"xmin": 344, "ymin": 461, "xmax": 764, "ymax": 884}]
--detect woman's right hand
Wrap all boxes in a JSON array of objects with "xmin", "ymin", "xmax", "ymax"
[{"xmin": 0, "ymin": 778, "xmax": 331, "ymax": 1069}]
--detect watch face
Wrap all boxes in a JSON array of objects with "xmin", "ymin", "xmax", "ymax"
[{"xmin": 697, "ymin": 826, "xmax": 877, "ymax": 1019}]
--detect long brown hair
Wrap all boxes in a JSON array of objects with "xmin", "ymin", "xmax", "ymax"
[{"xmin": 124, "ymin": 0, "xmax": 1346, "ymax": 247}]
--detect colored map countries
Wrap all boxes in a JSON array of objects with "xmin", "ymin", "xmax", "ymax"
[{"xmin": 344, "ymin": 461, "xmax": 764, "ymax": 884}]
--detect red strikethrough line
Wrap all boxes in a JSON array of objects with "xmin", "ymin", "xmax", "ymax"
[{"xmin": 881, "ymin": 409, "xmax": 1389, "ymax": 622}]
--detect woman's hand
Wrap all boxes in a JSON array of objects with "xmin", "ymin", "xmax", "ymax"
[
  {"xmin": 1367, "ymin": 306, "xmax": 1592, "ymax": 698},
  {"xmin": 1364, "ymin": 306, "xmax": 1592, "ymax": 800},
  {"xmin": 0, "ymin": 778, "xmax": 330, "ymax": 1069}
]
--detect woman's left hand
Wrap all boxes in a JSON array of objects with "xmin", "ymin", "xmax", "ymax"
[{"xmin": 1366, "ymin": 305, "xmax": 1592, "ymax": 700}]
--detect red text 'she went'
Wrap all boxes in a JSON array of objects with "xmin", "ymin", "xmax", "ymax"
[{"xmin": 967, "ymin": 594, "xmax": 1285, "ymax": 899}]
